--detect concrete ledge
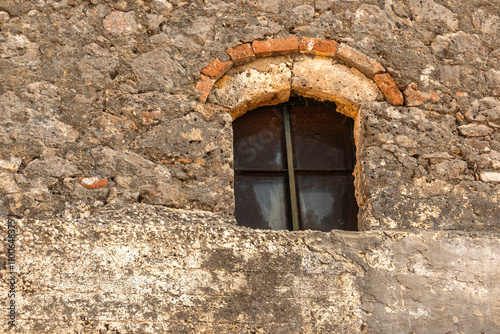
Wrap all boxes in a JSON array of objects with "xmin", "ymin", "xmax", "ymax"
[{"xmin": 1, "ymin": 205, "xmax": 499, "ymax": 333}]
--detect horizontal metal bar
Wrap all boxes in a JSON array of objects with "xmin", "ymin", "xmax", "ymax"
[
  {"xmin": 294, "ymin": 170, "xmax": 354, "ymax": 173},
  {"xmin": 235, "ymin": 169, "xmax": 354, "ymax": 174},
  {"xmin": 234, "ymin": 169, "xmax": 288, "ymax": 173}
]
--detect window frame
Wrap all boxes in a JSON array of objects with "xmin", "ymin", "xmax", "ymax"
[{"xmin": 233, "ymin": 98, "xmax": 358, "ymax": 232}]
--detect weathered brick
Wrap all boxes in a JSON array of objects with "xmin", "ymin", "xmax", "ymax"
[
  {"xmin": 196, "ymin": 74, "xmax": 215, "ymax": 103},
  {"xmin": 225, "ymin": 43, "xmax": 255, "ymax": 64},
  {"xmin": 78, "ymin": 177, "xmax": 108, "ymax": 189},
  {"xmin": 336, "ymin": 43, "xmax": 385, "ymax": 78},
  {"xmin": 201, "ymin": 58, "xmax": 233, "ymax": 81},
  {"xmin": 374, "ymin": 73, "xmax": 404, "ymax": 106},
  {"xmin": 252, "ymin": 37, "xmax": 299, "ymax": 57},
  {"xmin": 299, "ymin": 37, "xmax": 337, "ymax": 57}
]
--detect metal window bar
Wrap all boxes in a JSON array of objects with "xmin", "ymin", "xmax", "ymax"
[{"xmin": 283, "ymin": 104, "xmax": 300, "ymax": 231}]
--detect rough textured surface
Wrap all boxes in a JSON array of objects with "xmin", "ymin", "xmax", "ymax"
[
  {"xmin": 356, "ymin": 102, "xmax": 500, "ymax": 231},
  {"xmin": 210, "ymin": 57, "xmax": 293, "ymax": 119},
  {"xmin": 1, "ymin": 207, "xmax": 499, "ymax": 333},
  {"xmin": 292, "ymin": 55, "xmax": 383, "ymax": 118}
]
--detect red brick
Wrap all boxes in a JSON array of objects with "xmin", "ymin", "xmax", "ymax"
[
  {"xmin": 225, "ymin": 43, "xmax": 255, "ymax": 64},
  {"xmin": 78, "ymin": 177, "xmax": 108, "ymax": 189},
  {"xmin": 299, "ymin": 37, "xmax": 337, "ymax": 57},
  {"xmin": 196, "ymin": 75, "xmax": 215, "ymax": 103},
  {"xmin": 201, "ymin": 58, "xmax": 233, "ymax": 81},
  {"xmin": 374, "ymin": 73, "xmax": 404, "ymax": 106},
  {"xmin": 252, "ymin": 37, "xmax": 299, "ymax": 57},
  {"xmin": 336, "ymin": 43, "xmax": 385, "ymax": 79}
]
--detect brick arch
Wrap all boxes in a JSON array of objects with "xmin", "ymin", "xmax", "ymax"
[{"xmin": 196, "ymin": 37, "xmax": 404, "ymax": 120}]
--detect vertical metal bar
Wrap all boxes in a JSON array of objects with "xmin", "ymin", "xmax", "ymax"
[{"xmin": 283, "ymin": 104, "xmax": 300, "ymax": 231}]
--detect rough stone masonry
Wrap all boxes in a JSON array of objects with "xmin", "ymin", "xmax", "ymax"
[{"xmin": 0, "ymin": 0, "xmax": 499, "ymax": 333}]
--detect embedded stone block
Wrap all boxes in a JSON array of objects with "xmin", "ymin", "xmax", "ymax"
[
  {"xmin": 24, "ymin": 157, "xmax": 81, "ymax": 178},
  {"xmin": 374, "ymin": 73, "xmax": 404, "ymax": 106},
  {"xmin": 403, "ymin": 82, "xmax": 439, "ymax": 107},
  {"xmin": 209, "ymin": 58, "xmax": 292, "ymax": 119},
  {"xmin": 299, "ymin": 37, "xmax": 337, "ymax": 57},
  {"xmin": 458, "ymin": 124, "xmax": 494, "ymax": 137},
  {"xmin": 225, "ymin": 43, "xmax": 255, "ymax": 64},
  {"xmin": 142, "ymin": 108, "xmax": 161, "ymax": 125},
  {"xmin": 0, "ymin": 11, "xmax": 9, "ymax": 23},
  {"xmin": 103, "ymin": 11, "xmax": 138, "ymax": 35},
  {"xmin": 131, "ymin": 50, "xmax": 185, "ymax": 92},
  {"xmin": 292, "ymin": 56, "xmax": 383, "ymax": 118},
  {"xmin": 196, "ymin": 74, "xmax": 215, "ymax": 103},
  {"xmin": 480, "ymin": 172, "xmax": 500, "ymax": 182},
  {"xmin": 0, "ymin": 157, "xmax": 22, "ymax": 172},
  {"xmin": 201, "ymin": 58, "xmax": 233, "ymax": 81},
  {"xmin": 252, "ymin": 37, "xmax": 299, "ymax": 57},
  {"xmin": 335, "ymin": 43, "xmax": 385, "ymax": 79}
]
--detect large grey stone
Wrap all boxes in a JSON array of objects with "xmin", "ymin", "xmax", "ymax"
[
  {"xmin": 24, "ymin": 157, "xmax": 81, "ymax": 179},
  {"xmin": 131, "ymin": 50, "xmax": 186, "ymax": 92},
  {"xmin": 408, "ymin": 0, "xmax": 458, "ymax": 32}
]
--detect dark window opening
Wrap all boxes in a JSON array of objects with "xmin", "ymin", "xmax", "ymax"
[{"xmin": 233, "ymin": 98, "xmax": 358, "ymax": 232}]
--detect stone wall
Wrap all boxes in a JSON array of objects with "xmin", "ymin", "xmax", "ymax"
[
  {"xmin": 0, "ymin": 0, "xmax": 499, "ymax": 227},
  {"xmin": 1, "ymin": 0, "xmax": 500, "ymax": 332},
  {"xmin": 357, "ymin": 102, "xmax": 500, "ymax": 231}
]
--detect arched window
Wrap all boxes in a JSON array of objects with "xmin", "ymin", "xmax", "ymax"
[{"xmin": 233, "ymin": 97, "xmax": 358, "ymax": 232}]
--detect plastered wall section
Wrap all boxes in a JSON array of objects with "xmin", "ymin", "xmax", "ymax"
[{"xmin": 1, "ymin": 207, "xmax": 499, "ymax": 333}]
